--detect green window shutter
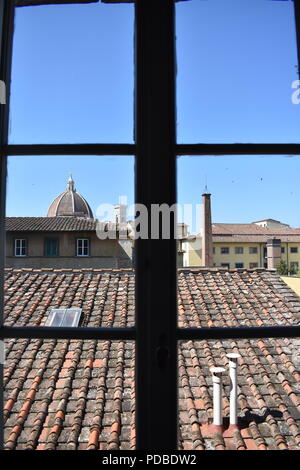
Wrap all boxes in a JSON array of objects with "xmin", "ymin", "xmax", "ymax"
[{"xmin": 45, "ymin": 239, "xmax": 58, "ymax": 256}]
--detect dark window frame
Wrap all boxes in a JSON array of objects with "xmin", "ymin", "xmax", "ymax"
[
  {"xmin": 221, "ymin": 246, "xmax": 230, "ymax": 254},
  {"xmin": 0, "ymin": 0, "xmax": 300, "ymax": 451},
  {"xmin": 235, "ymin": 262, "xmax": 244, "ymax": 269},
  {"xmin": 291, "ymin": 246, "xmax": 298, "ymax": 253},
  {"xmin": 221, "ymin": 263, "xmax": 230, "ymax": 269},
  {"xmin": 290, "ymin": 261, "xmax": 299, "ymax": 274}
]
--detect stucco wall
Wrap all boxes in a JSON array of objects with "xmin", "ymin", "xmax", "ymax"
[
  {"xmin": 185, "ymin": 238, "xmax": 300, "ymax": 269},
  {"xmin": 5, "ymin": 231, "xmax": 132, "ymax": 269},
  {"xmin": 281, "ymin": 276, "xmax": 300, "ymax": 297}
]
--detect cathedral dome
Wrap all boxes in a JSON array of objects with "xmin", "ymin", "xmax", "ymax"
[{"xmin": 47, "ymin": 176, "xmax": 94, "ymax": 219}]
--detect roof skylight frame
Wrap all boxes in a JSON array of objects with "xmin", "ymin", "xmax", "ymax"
[{"xmin": 45, "ymin": 308, "xmax": 82, "ymax": 327}]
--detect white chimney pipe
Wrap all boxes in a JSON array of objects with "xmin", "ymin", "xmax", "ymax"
[
  {"xmin": 210, "ymin": 367, "xmax": 225, "ymax": 426},
  {"xmin": 226, "ymin": 353, "xmax": 241, "ymax": 426}
]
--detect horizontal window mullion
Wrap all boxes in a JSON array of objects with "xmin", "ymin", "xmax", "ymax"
[
  {"xmin": 176, "ymin": 143, "xmax": 300, "ymax": 156},
  {"xmin": 177, "ymin": 325, "xmax": 300, "ymax": 341},
  {"xmin": 3, "ymin": 143, "xmax": 136, "ymax": 156},
  {"xmin": 0, "ymin": 326, "xmax": 136, "ymax": 340}
]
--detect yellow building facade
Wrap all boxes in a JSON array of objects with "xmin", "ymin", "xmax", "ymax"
[{"xmin": 182, "ymin": 220, "xmax": 300, "ymax": 273}]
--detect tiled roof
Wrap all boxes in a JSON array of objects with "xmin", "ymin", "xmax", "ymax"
[
  {"xmin": 212, "ymin": 223, "xmax": 300, "ymax": 236},
  {"xmin": 5, "ymin": 217, "xmax": 121, "ymax": 233},
  {"xmin": 3, "ymin": 268, "xmax": 300, "ymax": 450}
]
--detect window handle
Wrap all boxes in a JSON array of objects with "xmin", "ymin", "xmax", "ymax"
[{"xmin": 156, "ymin": 338, "xmax": 169, "ymax": 369}]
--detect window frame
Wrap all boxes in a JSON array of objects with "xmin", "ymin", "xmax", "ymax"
[
  {"xmin": 45, "ymin": 308, "xmax": 82, "ymax": 327},
  {"xmin": 290, "ymin": 261, "xmax": 299, "ymax": 274},
  {"xmin": 13, "ymin": 237, "xmax": 27, "ymax": 256},
  {"xmin": 0, "ymin": 0, "xmax": 300, "ymax": 452},
  {"xmin": 235, "ymin": 262, "xmax": 244, "ymax": 269},
  {"xmin": 76, "ymin": 237, "xmax": 90, "ymax": 257},
  {"xmin": 221, "ymin": 263, "xmax": 230, "ymax": 269}
]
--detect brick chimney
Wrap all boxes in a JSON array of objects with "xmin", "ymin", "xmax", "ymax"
[
  {"xmin": 202, "ymin": 193, "xmax": 213, "ymax": 267},
  {"xmin": 267, "ymin": 238, "xmax": 281, "ymax": 270}
]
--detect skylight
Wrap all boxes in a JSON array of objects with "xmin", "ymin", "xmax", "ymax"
[{"xmin": 45, "ymin": 308, "xmax": 82, "ymax": 327}]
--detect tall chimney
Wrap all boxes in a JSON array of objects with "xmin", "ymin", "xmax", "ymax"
[
  {"xmin": 267, "ymin": 238, "xmax": 281, "ymax": 270},
  {"xmin": 202, "ymin": 193, "xmax": 213, "ymax": 267},
  {"xmin": 210, "ymin": 367, "xmax": 225, "ymax": 427}
]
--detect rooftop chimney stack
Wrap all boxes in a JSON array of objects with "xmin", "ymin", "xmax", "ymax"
[
  {"xmin": 226, "ymin": 353, "xmax": 241, "ymax": 426},
  {"xmin": 210, "ymin": 367, "xmax": 225, "ymax": 427},
  {"xmin": 202, "ymin": 192, "xmax": 213, "ymax": 267},
  {"xmin": 267, "ymin": 238, "xmax": 281, "ymax": 270}
]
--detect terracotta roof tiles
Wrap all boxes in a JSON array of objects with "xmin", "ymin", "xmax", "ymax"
[{"xmin": 3, "ymin": 268, "xmax": 300, "ymax": 450}]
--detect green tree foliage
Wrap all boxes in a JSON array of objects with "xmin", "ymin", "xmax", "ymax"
[{"xmin": 276, "ymin": 260, "xmax": 289, "ymax": 276}]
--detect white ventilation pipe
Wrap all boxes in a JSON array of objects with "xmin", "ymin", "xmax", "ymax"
[
  {"xmin": 226, "ymin": 353, "xmax": 241, "ymax": 426},
  {"xmin": 210, "ymin": 367, "xmax": 225, "ymax": 426}
]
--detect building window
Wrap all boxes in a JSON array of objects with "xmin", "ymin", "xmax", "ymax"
[
  {"xmin": 235, "ymin": 247, "xmax": 243, "ymax": 254},
  {"xmin": 249, "ymin": 262, "xmax": 258, "ymax": 269},
  {"xmin": 76, "ymin": 238, "xmax": 90, "ymax": 257},
  {"xmin": 14, "ymin": 238, "xmax": 27, "ymax": 257},
  {"xmin": 212, "ymin": 247, "xmax": 215, "ymax": 254},
  {"xmin": 45, "ymin": 308, "xmax": 82, "ymax": 327},
  {"xmin": 44, "ymin": 238, "xmax": 59, "ymax": 257},
  {"xmin": 221, "ymin": 263, "xmax": 230, "ymax": 268},
  {"xmin": 221, "ymin": 247, "xmax": 230, "ymax": 254},
  {"xmin": 281, "ymin": 247, "xmax": 285, "ymax": 254},
  {"xmin": 290, "ymin": 262, "xmax": 299, "ymax": 275},
  {"xmin": 291, "ymin": 247, "xmax": 298, "ymax": 254},
  {"xmin": 235, "ymin": 263, "xmax": 244, "ymax": 269},
  {"xmin": 249, "ymin": 247, "xmax": 258, "ymax": 254}
]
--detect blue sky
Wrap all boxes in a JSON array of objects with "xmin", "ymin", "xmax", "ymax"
[{"xmin": 6, "ymin": 0, "xmax": 300, "ymax": 231}]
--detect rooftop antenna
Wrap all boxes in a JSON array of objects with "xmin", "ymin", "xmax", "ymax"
[{"xmin": 203, "ymin": 175, "xmax": 209, "ymax": 194}]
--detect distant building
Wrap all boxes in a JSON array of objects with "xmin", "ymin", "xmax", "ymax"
[
  {"xmin": 47, "ymin": 175, "xmax": 94, "ymax": 219},
  {"xmin": 182, "ymin": 194, "xmax": 300, "ymax": 274},
  {"xmin": 6, "ymin": 176, "xmax": 187, "ymax": 269},
  {"xmin": 5, "ymin": 176, "xmax": 133, "ymax": 269}
]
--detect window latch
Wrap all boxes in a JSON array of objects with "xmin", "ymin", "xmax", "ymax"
[{"xmin": 156, "ymin": 335, "xmax": 169, "ymax": 369}]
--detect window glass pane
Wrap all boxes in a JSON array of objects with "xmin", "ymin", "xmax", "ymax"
[
  {"xmin": 5, "ymin": 155, "xmax": 135, "ymax": 328},
  {"xmin": 62, "ymin": 309, "xmax": 81, "ymax": 327},
  {"xmin": 176, "ymin": 0, "xmax": 300, "ymax": 143},
  {"xmin": 10, "ymin": 2, "xmax": 134, "ymax": 144},
  {"xmin": 177, "ymin": 155, "xmax": 300, "ymax": 328},
  {"xmin": 49, "ymin": 309, "xmax": 64, "ymax": 327},
  {"xmin": 4, "ymin": 338, "xmax": 135, "ymax": 450},
  {"xmin": 14, "ymin": 238, "xmax": 26, "ymax": 256},
  {"xmin": 178, "ymin": 338, "xmax": 300, "ymax": 450}
]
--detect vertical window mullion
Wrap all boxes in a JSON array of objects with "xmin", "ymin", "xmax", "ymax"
[
  {"xmin": 0, "ymin": 0, "xmax": 15, "ymax": 452},
  {"xmin": 135, "ymin": 0, "xmax": 177, "ymax": 450}
]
